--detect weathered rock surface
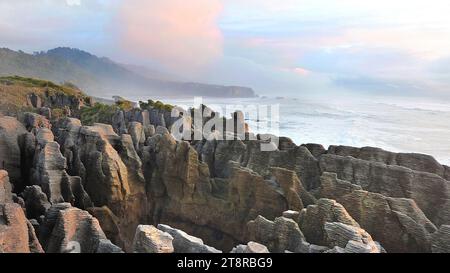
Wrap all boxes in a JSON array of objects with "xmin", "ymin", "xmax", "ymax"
[
  {"xmin": 56, "ymin": 121, "xmax": 148, "ymax": 251},
  {"xmin": 132, "ymin": 225, "xmax": 174, "ymax": 253},
  {"xmin": 324, "ymin": 222, "xmax": 383, "ymax": 253},
  {"xmin": 282, "ymin": 210, "xmax": 300, "ymax": 223},
  {"xmin": 0, "ymin": 170, "xmax": 12, "ymax": 204},
  {"xmin": 4, "ymin": 97, "xmax": 450, "ymax": 254},
  {"xmin": 230, "ymin": 241, "xmax": 270, "ymax": 253},
  {"xmin": 128, "ymin": 122, "xmax": 146, "ymax": 152},
  {"xmin": 430, "ymin": 225, "xmax": 450, "ymax": 253},
  {"xmin": 302, "ymin": 143, "xmax": 327, "ymax": 158},
  {"xmin": 0, "ymin": 171, "xmax": 43, "ymax": 253},
  {"xmin": 247, "ymin": 213, "xmax": 383, "ymax": 253},
  {"xmin": 142, "ymin": 128, "xmax": 315, "ymax": 251},
  {"xmin": 0, "ymin": 202, "xmax": 44, "ymax": 253},
  {"xmin": 0, "ymin": 116, "xmax": 27, "ymax": 189},
  {"xmin": 157, "ymin": 224, "xmax": 221, "ymax": 253},
  {"xmin": 247, "ymin": 216, "xmax": 306, "ymax": 253},
  {"xmin": 328, "ymin": 145, "xmax": 448, "ymax": 179},
  {"xmin": 31, "ymin": 128, "xmax": 91, "ymax": 208},
  {"xmin": 319, "ymin": 154, "xmax": 450, "ymax": 227},
  {"xmin": 87, "ymin": 206, "xmax": 124, "ymax": 249},
  {"xmin": 298, "ymin": 198, "xmax": 360, "ymax": 246},
  {"xmin": 21, "ymin": 112, "xmax": 51, "ymax": 132},
  {"xmin": 23, "ymin": 185, "xmax": 51, "ymax": 219},
  {"xmin": 195, "ymin": 139, "xmax": 321, "ymax": 191},
  {"xmin": 45, "ymin": 205, "xmax": 122, "ymax": 253},
  {"xmin": 319, "ymin": 172, "xmax": 437, "ymax": 252}
]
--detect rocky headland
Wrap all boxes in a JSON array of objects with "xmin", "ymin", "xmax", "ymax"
[{"xmin": 1, "ymin": 77, "xmax": 450, "ymax": 253}]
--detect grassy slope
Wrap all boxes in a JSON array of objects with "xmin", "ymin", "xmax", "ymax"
[{"xmin": 0, "ymin": 76, "xmax": 87, "ymax": 115}]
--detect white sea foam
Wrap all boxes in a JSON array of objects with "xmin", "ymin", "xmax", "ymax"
[{"xmin": 134, "ymin": 96, "xmax": 450, "ymax": 165}]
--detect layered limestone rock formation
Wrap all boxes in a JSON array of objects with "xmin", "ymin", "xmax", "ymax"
[
  {"xmin": 231, "ymin": 241, "xmax": 270, "ymax": 253},
  {"xmin": 142, "ymin": 129, "xmax": 314, "ymax": 250},
  {"xmin": 157, "ymin": 224, "xmax": 221, "ymax": 253},
  {"xmin": 298, "ymin": 198, "xmax": 360, "ymax": 246},
  {"xmin": 0, "ymin": 116, "xmax": 27, "ymax": 190},
  {"xmin": 247, "ymin": 212, "xmax": 384, "ymax": 253},
  {"xmin": 1, "ymin": 97, "xmax": 450, "ymax": 253},
  {"xmin": 31, "ymin": 127, "xmax": 91, "ymax": 207},
  {"xmin": 43, "ymin": 204, "xmax": 122, "ymax": 253},
  {"xmin": 195, "ymin": 139, "xmax": 321, "ymax": 191},
  {"xmin": 0, "ymin": 170, "xmax": 43, "ymax": 253},
  {"xmin": 132, "ymin": 225, "xmax": 174, "ymax": 253},
  {"xmin": 56, "ymin": 120, "xmax": 148, "ymax": 251},
  {"xmin": 327, "ymin": 145, "xmax": 450, "ymax": 179},
  {"xmin": 319, "ymin": 154, "xmax": 450, "ymax": 227},
  {"xmin": 318, "ymin": 172, "xmax": 438, "ymax": 252}
]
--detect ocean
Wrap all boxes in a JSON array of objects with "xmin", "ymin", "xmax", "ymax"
[{"xmin": 130, "ymin": 95, "xmax": 450, "ymax": 165}]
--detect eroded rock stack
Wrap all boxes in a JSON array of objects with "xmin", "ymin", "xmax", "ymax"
[{"xmin": 1, "ymin": 96, "xmax": 450, "ymax": 253}]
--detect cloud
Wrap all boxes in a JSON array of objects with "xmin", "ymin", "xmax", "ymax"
[
  {"xmin": 291, "ymin": 67, "xmax": 310, "ymax": 76},
  {"xmin": 0, "ymin": 1, "xmax": 112, "ymax": 52},
  {"xmin": 115, "ymin": 0, "xmax": 223, "ymax": 75},
  {"xmin": 66, "ymin": 0, "xmax": 81, "ymax": 6}
]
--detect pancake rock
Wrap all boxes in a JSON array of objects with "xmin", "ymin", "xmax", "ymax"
[
  {"xmin": 319, "ymin": 172, "xmax": 437, "ymax": 252},
  {"xmin": 132, "ymin": 225, "xmax": 174, "ymax": 253}
]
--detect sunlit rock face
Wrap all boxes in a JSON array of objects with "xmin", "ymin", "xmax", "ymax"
[{"xmin": 2, "ymin": 93, "xmax": 450, "ymax": 253}]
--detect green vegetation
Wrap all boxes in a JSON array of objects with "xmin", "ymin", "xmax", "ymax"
[
  {"xmin": 139, "ymin": 99, "xmax": 174, "ymax": 112},
  {"xmin": 51, "ymin": 108, "xmax": 69, "ymax": 120},
  {"xmin": 116, "ymin": 100, "xmax": 134, "ymax": 111},
  {"xmin": 80, "ymin": 97, "xmax": 137, "ymax": 125},
  {"xmin": 0, "ymin": 75, "xmax": 87, "ymax": 98},
  {"xmin": 80, "ymin": 103, "xmax": 119, "ymax": 125},
  {"xmin": 1, "ymin": 75, "xmax": 61, "ymax": 88},
  {"xmin": 0, "ymin": 75, "xmax": 92, "ymax": 117},
  {"xmin": 62, "ymin": 81, "xmax": 81, "ymax": 91}
]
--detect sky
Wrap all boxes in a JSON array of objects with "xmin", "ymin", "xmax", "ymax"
[{"xmin": 1, "ymin": 0, "xmax": 450, "ymax": 98}]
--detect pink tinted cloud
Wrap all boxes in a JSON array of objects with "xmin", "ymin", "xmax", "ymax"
[
  {"xmin": 292, "ymin": 67, "xmax": 310, "ymax": 76},
  {"xmin": 116, "ymin": 0, "xmax": 223, "ymax": 74}
]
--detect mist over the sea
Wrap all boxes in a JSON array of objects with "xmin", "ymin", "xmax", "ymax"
[{"xmin": 133, "ymin": 95, "xmax": 450, "ymax": 165}]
